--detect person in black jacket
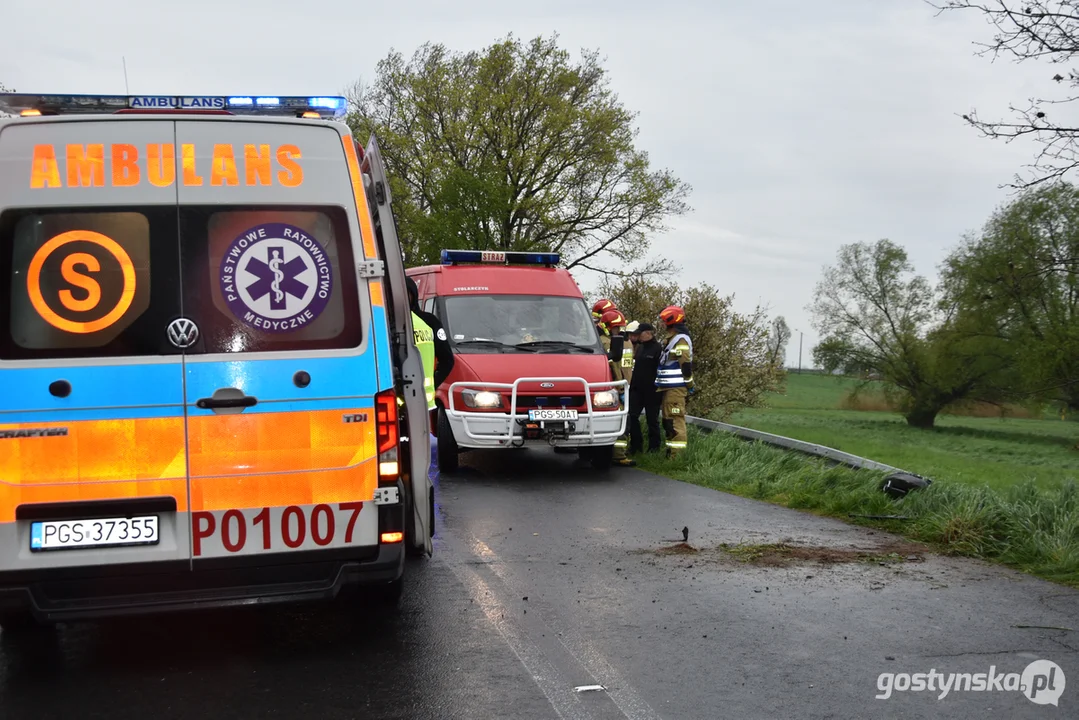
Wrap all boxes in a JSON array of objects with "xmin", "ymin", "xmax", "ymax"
[
  {"xmin": 406, "ymin": 276, "xmax": 455, "ymax": 389},
  {"xmin": 627, "ymin": 322, "xmax": 663, "ymax": 454}
]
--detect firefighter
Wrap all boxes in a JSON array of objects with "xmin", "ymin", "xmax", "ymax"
[
  {"xmin": 599, "ymin": 309, "xmax": 636, "ymax": 467},
  {"xmin": 592, "ymin": 298, "xmax": 617, "ymax": 335},
  {"xmin": 656, "ymin": 305, "xmax": 694, "ymax": 457}
]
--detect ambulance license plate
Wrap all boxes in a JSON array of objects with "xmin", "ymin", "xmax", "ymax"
[
  {"xmin": 30, "ymin": 516, "xmax": 160, "ymax": 552},
  {"xmin": 528, "ymin": 409, "xmax": 578, "ymax": 421}
]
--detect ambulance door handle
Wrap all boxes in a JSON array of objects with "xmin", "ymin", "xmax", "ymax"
[
  {"xmin": 196, "ymin": 396, "xmax": 257, "ymax": 410},
  {"xmin": 196, "ymin": 387, "xmax": 258, "ymax": 414}
]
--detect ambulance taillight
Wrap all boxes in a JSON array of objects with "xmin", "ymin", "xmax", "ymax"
[{"xmin": 375, "ymin": 388, "xmax": 399, "ymax": 479}]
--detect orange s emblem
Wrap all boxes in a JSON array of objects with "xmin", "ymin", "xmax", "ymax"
[{"xmin": 27, "ymin": 230, "xmax": 137, "ymax": 334}]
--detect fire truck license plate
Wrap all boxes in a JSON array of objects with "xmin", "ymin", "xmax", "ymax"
[{"xmin": 529, "ymin": 409, "xmax": 578, "ymax": 421}]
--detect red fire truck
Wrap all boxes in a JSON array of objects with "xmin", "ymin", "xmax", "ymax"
[{"xmin": 406, "ymin": 250, "xmax": 628, "ymax": 472}]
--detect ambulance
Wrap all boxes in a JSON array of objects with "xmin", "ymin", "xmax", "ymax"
[
  {"xmin": 407, "ymin": 250, "xmax": 628, "ymax": 472},
  {"xmin": 0, "ymin": 93, "xmax": 434, "ymax": 628}
]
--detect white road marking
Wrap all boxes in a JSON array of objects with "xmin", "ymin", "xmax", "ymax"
[
  {"xmin": 441, "ymin": 545, "xmax": 594, "ymax": 720},
  {"xmin": 464, "ymin": 535, "xmax": 663, "ymax": 720}
]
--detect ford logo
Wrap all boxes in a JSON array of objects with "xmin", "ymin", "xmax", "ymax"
[{"xmin": 540, "ymin": 382, "xmax": 555, "ymax": 388}]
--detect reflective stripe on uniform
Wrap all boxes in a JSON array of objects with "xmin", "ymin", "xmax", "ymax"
[
  {"xmin": 666, "ymin": 441, "xmax": 687, "ymax": 448},
  {"xmin": 412, "ymin": 311, "xmax": 436, "ymax": 410},
  {"xmin": 655, "ymin": 333, "xmax": 692, "ymax": 388}
]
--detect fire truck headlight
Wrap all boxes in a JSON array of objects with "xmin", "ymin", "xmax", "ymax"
[
  {"xmin": 463, "ymin": 390, "xmax": 503, "ymax": 408},
  {"xmin": 592, "ymin": 390, "xmax": 619, "ymax": 408}
]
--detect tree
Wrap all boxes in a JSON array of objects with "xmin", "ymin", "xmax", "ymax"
[
  {"xmin": 346, "ymin": 35, "xmax": 691, "ymax": 275},
  {"xmin": 941, "ymin": 182, "xmax": 1079, "ymax": 410},
  {"xmin": 596, "ymin": 277, "xmax": 784, "ymax": 420},
  {"xmin": 766, "ymin": 316, "xmax": 791, "ymax": 368},
  {"xmin": 0, "ymin": 82, "xmax": 14, "ymax": 119},
  {"xmin": 808, "ymin": 239, "xmax": 1008, "ymax": 427},
  {"xmin": 934, "ymin": 1, "xmax": 1079, "ymax": 187}
]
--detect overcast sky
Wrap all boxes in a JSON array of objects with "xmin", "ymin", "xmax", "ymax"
[{"xmin": 2, "ymin": 0, "xmax": 1054, "ymax": 366}]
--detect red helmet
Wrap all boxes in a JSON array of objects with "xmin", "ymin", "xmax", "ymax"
[
  {"xmin": 592, "ymin": 298, "xmax": 617, "ymax": 319},
  {"xmin": 659, "ymin": 305, "xmax": 686, "ymax": 327},
  {"xmin": 600, "ymin": 309, "xmax": 627, "ymax": 330}
]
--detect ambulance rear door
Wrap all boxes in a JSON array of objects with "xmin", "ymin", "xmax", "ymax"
[
  {"xmin": 0, "ymin": 117, "xmax": 191, "ymax": 573},
  {"xmin": 171, "ymin": 119, "xmax": 382, "ymax": 565},
  {"xmin": 360, "ymin": 137, "xmax": 433, "ymax": 556}
]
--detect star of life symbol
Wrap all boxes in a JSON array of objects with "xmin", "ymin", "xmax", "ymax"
[
  {"xmin": 250, "ymin": 246, "xmax": 306, "ymax": 310},
  {"xmin": 219, "ymin": 223, "xmax": 333, "ymax": 333}
]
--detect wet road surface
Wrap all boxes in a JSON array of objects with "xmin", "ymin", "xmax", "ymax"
[{"xmin": 1, "ymin": 446, "xmax": 1077, "ymax": 719}]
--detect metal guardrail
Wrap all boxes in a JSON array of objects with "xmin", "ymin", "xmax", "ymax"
[{"xmin": 686, "ymin": 416, "xmax": 900, "ymax": 473}]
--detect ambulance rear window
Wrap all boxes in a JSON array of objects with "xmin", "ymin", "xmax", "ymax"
[
  {"xmin": 179, "ymin": 205, "xmax": 361, "ymax": 354},
  {"xmin": 0, "ymin": 207, "xmax": 180, "ymax": 360}
]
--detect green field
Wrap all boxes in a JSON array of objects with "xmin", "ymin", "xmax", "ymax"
[{"xmin": 725, "ymin": 373, "xmax": 1079, "ymax": 491}]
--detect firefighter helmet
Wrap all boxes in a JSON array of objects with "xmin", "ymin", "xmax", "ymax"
[
  {"xmin": 592, "ymin": 298, "xmax": 617, "ymax": 319},
  {"xmin": 659, "ymin": 305, "xmax": 686, "ymax": 327},
  {"xmin": 600, "ymin": 309, "xmax": 627, "ymax": 331}
]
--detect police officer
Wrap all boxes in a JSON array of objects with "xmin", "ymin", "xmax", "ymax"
[
  {"xmin": 599, "ymin": 309, "xmax": 636, "ymax": 467},
  {"xmin": 627, "ymin": 322, "xmax": 663, "ymax": 454},
  {"xmin": 406, "ymin": 277, "xmax": 455, "ymax": 411},
  {"xmin": 656, "ymin": 305, "xmax": 694, "ymax": 457}
]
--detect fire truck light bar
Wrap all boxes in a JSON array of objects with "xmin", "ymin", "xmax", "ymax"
[
  {"xmin": 440, "ymin": 250, "xmax": 561, "ymax": 267},
  {"xmin": 0, "ymin": 93, "xmax": 348, "ymax": 120}
]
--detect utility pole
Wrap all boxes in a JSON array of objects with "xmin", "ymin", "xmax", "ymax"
[{"xmin": 797, "ymin": 329, "xmax": 803, "ymax": 373}]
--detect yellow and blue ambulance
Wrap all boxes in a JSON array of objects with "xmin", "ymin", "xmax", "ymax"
[{"xmin": 0, "ymin": 93, "xmax": 433, "ymax": 628}]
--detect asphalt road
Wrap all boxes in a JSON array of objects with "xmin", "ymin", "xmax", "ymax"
[{"xmin": 1, "ymin": 446, "xmax": 1077, "ymax": 719}]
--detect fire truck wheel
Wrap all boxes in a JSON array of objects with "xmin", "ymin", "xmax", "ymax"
[
  {"xmin": 588, "ymin": 444, "xmax": 613, "ymax": 472},
  {"xmin": 437, "ymin": 408, "xmax": 460, "ymax": 473}
]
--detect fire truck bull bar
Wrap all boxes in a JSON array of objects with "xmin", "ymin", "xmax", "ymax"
[{"xmin": 446, "ymin": 377, "xmax": 629, "ymax": 448}]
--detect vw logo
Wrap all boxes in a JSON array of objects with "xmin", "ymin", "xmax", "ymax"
[
  {"xmin": 540, "ymin": 382, "xmax": 555, "ymax": 388},
  {"xmin": 166, "ymin": 318, "xmax": 200, "ymax": 348}
]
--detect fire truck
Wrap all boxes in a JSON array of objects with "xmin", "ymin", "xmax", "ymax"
[{"xmin": 407, "ymin": 250, "xmax": 628, "ymax": 472}]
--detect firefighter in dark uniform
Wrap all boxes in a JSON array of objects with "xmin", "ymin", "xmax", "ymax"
[{"xmin": 656, "ymin": 305, "xmax": 693, "ymax": 457}]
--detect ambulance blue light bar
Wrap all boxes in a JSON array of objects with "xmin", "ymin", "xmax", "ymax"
[
  {"xmin": 440, "ymin": 250, "xmax": 561, "ymax": 267},
  {"xmin": 0, "ymin": 93, "xmax": 348, "ymax": 120}
]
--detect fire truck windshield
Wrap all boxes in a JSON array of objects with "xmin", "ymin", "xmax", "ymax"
[{"xmin": 441, "ymin": 294, "xmax": 601, "ymax": 352}]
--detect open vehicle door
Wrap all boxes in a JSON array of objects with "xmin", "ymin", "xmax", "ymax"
[{"xmin": 359, "ymin": 136, "xmax": 433, "ymax": 557}]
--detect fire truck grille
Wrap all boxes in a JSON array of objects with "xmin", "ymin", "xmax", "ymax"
[{"xmin": 512, "ymin": 395, "xmax": 587, "ymax": 409}]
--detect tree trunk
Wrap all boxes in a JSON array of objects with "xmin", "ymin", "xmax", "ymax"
[{"xmin": 904, "ymin": 406, "xmax": 939, "ymax": 429}]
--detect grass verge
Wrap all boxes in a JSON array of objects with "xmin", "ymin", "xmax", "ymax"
[
  {"xmin": 632, "ymin": 428, "xmax": 1079, "ymax": 588},
  {"xmin": 726, "ymin": 373, "xmax": 1079, "ymax": 491}
]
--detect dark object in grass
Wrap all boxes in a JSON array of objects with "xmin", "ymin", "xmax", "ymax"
[
  {"xmin": 848, "ymin": 514, "xmax": 911, "ymax": 521},
  {"xmin": 881, "ymin": 471, "xmax": 932, "ymax": 498}
]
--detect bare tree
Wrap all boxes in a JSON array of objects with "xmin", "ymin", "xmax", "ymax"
[
  {"xmin": 933, "ymin": 1, "xmax": 1079, "ymax": 187},
  {"xmin": 766, "ymin": 315, "xmax": 792, "ymax": 368}
]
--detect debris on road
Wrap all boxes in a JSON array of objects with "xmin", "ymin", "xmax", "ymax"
[{"xmin": 574, "ymin": 685, "xmax": 607, "ymax": 693}]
